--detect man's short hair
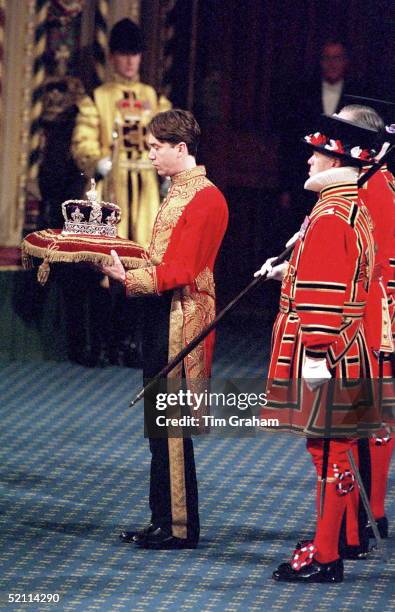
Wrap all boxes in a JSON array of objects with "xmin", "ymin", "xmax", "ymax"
[
  {"xmin": 321, "ymin": 39, "xmax": 348, "ymax": 55},
  {"xmin": 340, "ymin": 104, "xmax": 385, "ymax": 131},
  {"xmin": 148, "ymin": 109, "xmax": 201, "ymax": 157}
]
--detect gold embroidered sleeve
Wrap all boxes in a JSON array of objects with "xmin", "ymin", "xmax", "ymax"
[
  {"xmin": 71, "ymin": 95, "xmax": 101, "ymax": 176},
  {"xmin": 194, "ymin": 267, "xmax": 215, "ymax": 299},
  {"xmin": 125, "ymin": 266, "xmax": 159, "ymax": 297}
]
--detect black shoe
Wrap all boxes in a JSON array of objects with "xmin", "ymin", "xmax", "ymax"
[
  {"xmin": 272, "ymin": 558, "xmax": 343, "ymax": 583},
  {"xmin": 341, "ymin": 543, "xmax": 372, "ymax": 560},
  {"xmin": 119, "ymin": 523, "xmax": 155, "ymax": 544},
  {"xmin": 365, "ymin": 516, "xmax": 388, "ymax": 540},
  {"xmin": 136, "ymin": 527, "xmax": 198, "ymax": 550},
  {"xmin": 340, "ymin": 531, "xmax": 372, "ymax": 560}
]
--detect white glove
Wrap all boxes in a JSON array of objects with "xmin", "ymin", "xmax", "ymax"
[
  {"xmin": 302, "ymin": 356, "xmax": 331, "ymax": 391},
  {"xmin": 285, "ymin": 231, "xmax": 302, "ymax": 248},
  {"xmin": 254, "ymin": 257, "xmax": 289, "ymax": 281},
  {"xmin": 96, "ymin": 156, "xmax": 113, "ymax": 177}
]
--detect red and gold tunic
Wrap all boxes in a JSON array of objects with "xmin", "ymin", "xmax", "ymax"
[
  {"xmin": 358, "ymin": 165, "xmax": 395, "ymax": 430},
  {"xmin": 124, "ymin": 165, "xmax": 228, "ymax": 381},
  {"xmin": 359, "ymin": 165, "xmax": 395, "ymax": 356},
  {"xmin": 379, "ymin": 167, "xmax": 395, "ymax": 352},
  {"xmin": 263, "ymin": 180, "xmax": 378, "ymax": 436}
]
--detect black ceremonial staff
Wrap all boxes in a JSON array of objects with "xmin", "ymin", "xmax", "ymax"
[{"xmin": 128, "ymin": 243, "xmax": 292, "ymax": 408}]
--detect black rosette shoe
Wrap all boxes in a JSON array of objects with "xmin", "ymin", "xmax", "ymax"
[{"xmin": 272, "ymin": 541, "xmax": 343, "ymax": 583}]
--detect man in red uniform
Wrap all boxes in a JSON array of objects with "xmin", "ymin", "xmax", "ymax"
[
  {"xmin": 258, "ymin": 105, "xmax": 395, "ymax": 561},
  {"xmin": 260, "ymin": 115, "xmax": 381, "ymax": 582},
  {"xmin": 336, "ymin": 104, "xmax": 395, "ymax": 552},
  {"xmin": 102, "ymin": 109, "xmax": 228, "ymax": 549}
]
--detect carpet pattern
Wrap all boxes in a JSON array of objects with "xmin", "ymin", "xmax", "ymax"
[{"xmin": 0, "ymin": 323, "xmax": 393, "ymax": 611}]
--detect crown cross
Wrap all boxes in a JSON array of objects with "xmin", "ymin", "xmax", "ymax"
[{"xmin": 86, "ymin": 178, "xmax": 98, "ymax": 202}]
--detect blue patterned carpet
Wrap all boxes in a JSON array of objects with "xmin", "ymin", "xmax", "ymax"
[{"xmin": 0, "ymin": 320, "xmax": 393, "ymax": 611}]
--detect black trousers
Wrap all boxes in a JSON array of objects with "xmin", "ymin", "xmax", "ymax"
[{"xmin": 142, "ymin": 293, "xmax": 199, "ymax": 543}]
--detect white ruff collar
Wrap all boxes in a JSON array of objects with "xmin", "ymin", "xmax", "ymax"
[{"xmin": 304, "ymin": 166, "xmax": 359, "ymax": 192}]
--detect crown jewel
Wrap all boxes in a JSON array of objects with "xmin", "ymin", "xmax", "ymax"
[{"xmin": 61, "ymin": 179, "xmax": 121, "ymax": 237}]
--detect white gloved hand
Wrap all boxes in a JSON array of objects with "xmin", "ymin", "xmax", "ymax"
[
  {"xmin": 285, "ymin": 231, "xmax": 302, "ymax": 248},
  {"xmin": 254, "ymin": 257, "xmax": 289, "ymax": 281},
  {"xmin": 302, "ymin": 356, "xmax": 331, "ymax": 391},
  {"xmin": 96, "ymin": 156, "xmax": 113, "ymax": 177}
]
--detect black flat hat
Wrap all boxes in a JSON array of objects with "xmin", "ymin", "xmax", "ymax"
[
  {"xmin": 343, "ymin": 95, "xmax": 395, "ymax": 125},
  {"xmin": 302, "ymin": 113, "xmax": 381, "ymax": 166},
  {"xmin": 109, "ymin": 18, "xmax": 144, "ymax": 54},
  {"xmin": 342, "ymin": 95, "xmax": 395, "ymax": 144}
]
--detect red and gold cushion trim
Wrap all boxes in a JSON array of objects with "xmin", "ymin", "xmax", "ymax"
[{"xmin": 21, "ymin": 229, "xmax": 147, "ymax": 270}]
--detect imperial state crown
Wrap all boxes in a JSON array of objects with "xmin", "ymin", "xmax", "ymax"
[
  {"xmin": 61, "ymin": 179, "xmax": 121, "ymax": 237},
  {"xmin": 21, "ymin": 179, "xmax": 148, "ymax": 285}
]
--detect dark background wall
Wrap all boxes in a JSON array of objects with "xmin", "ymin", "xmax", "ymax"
[
  {"xmin": 142, "ymin": 0, "xmax": 394, "ymax": 314},
  {"xmin": 20, "ymin": 0, "xmax": 394, "ymax": 319}
]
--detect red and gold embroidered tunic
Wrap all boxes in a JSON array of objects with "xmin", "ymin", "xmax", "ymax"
[
  {"xmin": 124, "ymin": 165, "xmax": 228, "ymax": 380},
  {"xmin": 263, "ymin": 181, "xmax": 378, "ymax": 436}
]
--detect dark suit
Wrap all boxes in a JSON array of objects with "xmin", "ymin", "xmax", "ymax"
[{"xmin": 276, "ymin": 76, "xmax": 368, "ymax": 217}]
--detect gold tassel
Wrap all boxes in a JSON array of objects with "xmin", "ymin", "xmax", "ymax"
[
  {"xmin": 36, "ymin": 240, "xmax": 58, "ymax": 285},
  {"xmin": 21, "ymin": 249, "xmax": 33, "ymax": 270}
]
